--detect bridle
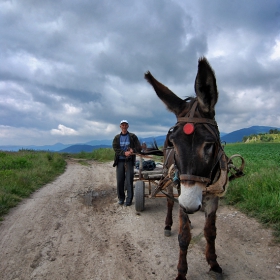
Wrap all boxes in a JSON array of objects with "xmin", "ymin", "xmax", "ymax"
[
  {"xmin": 167, "ymin": 98, "xmax": 229, "ymax": 195},
  {"xmin": 158, "ymin": 97, "xmax": 244, "ymax": 198}
]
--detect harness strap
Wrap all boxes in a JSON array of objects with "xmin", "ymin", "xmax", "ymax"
[
  {"xmin": 170, "ymin": 99, "xmax": 226, "ymax": 186},
  {"xmin": 177, "ymin": 117, "xmax": 217, "ymax": 126},
  {"xmin": 164, "ymin": 148, "xmax": 173, "ymax": 167},
  {"xmin": 179, "ymin": 174, "xmax": 211, "ymax": 183},
  {"xmin": 204, "ymin": 123, "xmax": 219, "ymax": 139},
  {"xmin": 179, "ymin": 147, "xmax": 225, "ymax": 184},
  {"xmin": 160, "ymin": 190, "xmax": 179, "ymax": 203},
  {"xmin": 187, "ymin": 100, "xmax": 198, "ymax": 117}
]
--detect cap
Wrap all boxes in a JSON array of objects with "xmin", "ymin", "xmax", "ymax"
[{"xmin": 120, "ymin": 120, "xmax": 128, "ymax": 124}]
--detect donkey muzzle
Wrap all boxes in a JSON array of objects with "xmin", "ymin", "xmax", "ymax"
[
  {"xmin": 178, "ymin": 183, "xmax": 203, "ymax": 214},
  {"xmin": 181, "ymin": 204, "xmax": 201, "ymax": 214}
]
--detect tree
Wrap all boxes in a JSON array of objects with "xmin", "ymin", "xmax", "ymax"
[{"xmin": 269, "ymin": 129, "xmax": 280, "ymax": 134}]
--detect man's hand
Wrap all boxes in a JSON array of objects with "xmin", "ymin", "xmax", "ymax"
[
  {"xmin": 125, "ymin": 148, "xmax": 133, "ymax": 157},
  {"xmin": 124, "ymin": 151, "xmax": 131, "ymax": 157}
]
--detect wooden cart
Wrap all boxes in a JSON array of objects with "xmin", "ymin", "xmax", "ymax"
[{"xmin": 133, "ymin": 154, "xmax": 179, "ymax": 212}]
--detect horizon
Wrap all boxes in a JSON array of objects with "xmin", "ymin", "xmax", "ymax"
[{"xmin": 1, "ymin": 125, "xmax": 279, "ymax": 149}]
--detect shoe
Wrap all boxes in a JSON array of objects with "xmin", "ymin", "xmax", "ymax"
[
  {"xmin": 125, "ymin": 202, "xmax": 132, "ymax": 206},
  {"xmin": 118, "ymin": 200, "xmax": 124, "ymax": 205}
]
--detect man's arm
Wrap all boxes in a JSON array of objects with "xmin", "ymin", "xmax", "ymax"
[
  {"xmin": 130, "ymin": 134, "xmax": 142, "ymax": 154},
  {"xmin": 112, "ymin": 135, "xmax": 125, "ymax": 156}
]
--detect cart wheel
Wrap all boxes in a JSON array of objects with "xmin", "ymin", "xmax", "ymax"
[{"xmin": 135, "ymin": 181, "xmax": 145, "ymax": 212}]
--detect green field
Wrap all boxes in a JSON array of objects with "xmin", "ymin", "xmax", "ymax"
[
  {"xmin": 0, "ymin": 143, "xmax": 279, "ymax": 242},
  {"xmin": 224, "ymin": 143, "xmax": 280, "ymax": 241}
]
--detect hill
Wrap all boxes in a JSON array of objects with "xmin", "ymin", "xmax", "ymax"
[
  {"xmin": 59, "ymin": 137, "xmax": 167, "ymax": 153},
  {"xmin": 139, "ymin": 135, "xmax": 167, "ymax": 147},
  {"xmin": 0, "ymin": 143, "xmax": 72, "ymax": 152},
  {"xmin": 85, "ymin": 139, "xmax": 112, "ymax": 146},
  {"xmin": 244, "ymin": 132, "xmax": 280, "ymax": 143},
  {"xmin": 220, "ymin": 126, "xmax": 279, "ymax": 143}
]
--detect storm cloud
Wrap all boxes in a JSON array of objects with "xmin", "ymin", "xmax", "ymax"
[{"xmin": 1, "ymin": 0, "xmax": 280, "ymax": 145}]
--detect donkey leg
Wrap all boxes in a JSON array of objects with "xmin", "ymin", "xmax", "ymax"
[
  {"xmin": 164, "ymin": 185, "xmax": 174, "ymax": 236},
  {"xmin": 204, "ymin": 195, "xmax": 222, "ymax": 274},
  {"xmin": 176, "ymin": 207, "xmax": 191, "ymax": 280}
]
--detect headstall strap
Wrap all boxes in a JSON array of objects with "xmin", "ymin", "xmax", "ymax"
[
  {"xmin": 172, "ymin": 98, "xmax": 224, "ymax": 185},
  {"xmin": 163, "ymin": 147, "xmax": 174, "ymax": 170},
  {"xmin": 188, "ymin": 100, "xmax": 198, "ymax": 118},
  {"xmin": 179, "ymin": 174, "xmax": 211, "ymax": 184},
  {"xmin": 177, "ymin": 117, "xmax": 217, "ymax": 126}
]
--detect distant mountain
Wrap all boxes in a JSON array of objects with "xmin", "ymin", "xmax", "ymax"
[
  {"xmin": 85, "ymin": 139, "xmax": 112, "ymax": 146},
  {"xmin": 0, "ymin": 142, "xmax": 72, "ymax": 152},
  {"xmin": 59, "ymin": 144, "xmax": 111, "ymax": 153},
  {"xmin": 219, "ymin": 132, "xmax": 227, "ymax": 137},
  {"xmin": 0, "ymin": 126, "xmax": 278, "ymax": 153},
  {"xmin": 221, "ymin": 126, "xmax": 279, "ymax": 143},
  {"xmin": 59, "ymin": 136, "xmax": 167, "ymax": 153},
  {"xmin": 139, "ymin": 135, "xmax": 167, "ymax": 147},
  {"xmin": 29, "ymin": 143, "xmax": 72, "ymax": 151}
]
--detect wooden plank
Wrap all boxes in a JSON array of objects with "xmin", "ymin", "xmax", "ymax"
[
  {"xmin": 141, "ymin": 170, "xmax": 163, "ymax": 175},
  {"xmin": 146, "ymin": 174, "xmax": 163, "ymax": 180}
]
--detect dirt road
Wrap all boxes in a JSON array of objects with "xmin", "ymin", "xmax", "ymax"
[{"xmin": 0, "ymin": 159, "xmax": 279, "ymax": 280}]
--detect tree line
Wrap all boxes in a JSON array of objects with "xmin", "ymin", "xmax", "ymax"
[{"xmin": 268, "ymin": 129, "xmax": 280, "ymax": 134}]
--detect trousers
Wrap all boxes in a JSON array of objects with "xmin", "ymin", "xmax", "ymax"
[{"xmin": 116, "ymin": 160, "xmax": 134, "ymax": 204}]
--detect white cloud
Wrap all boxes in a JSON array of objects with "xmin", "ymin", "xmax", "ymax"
[
  {"xmin": 63, "ymin": 104, "xmax": 82, "ymax": 115},
  {"xmin": 51, "ymin": 124, "xmax": 78, "ymax": 136},
  {"xmin": 270, "ymin": 39, "xmax": 280, "ymax": 60}
]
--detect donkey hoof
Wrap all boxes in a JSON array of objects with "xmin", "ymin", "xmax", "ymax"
[
  {"xmin": 164, "ymin": 229, "xmax": 171, "ymax": 237},
  {"xmin": 208, "ymin": 270, "xmax": 224, "ymax": 280}
]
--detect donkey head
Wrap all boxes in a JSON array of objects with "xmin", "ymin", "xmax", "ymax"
[{"xmin": 145, "ymin": 57, "xmax": 226, "ymax": 214}]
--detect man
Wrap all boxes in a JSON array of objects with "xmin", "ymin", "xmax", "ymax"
[{"xmin": 112, "ymin": 120, "xmax": 142, "ymax": 206}]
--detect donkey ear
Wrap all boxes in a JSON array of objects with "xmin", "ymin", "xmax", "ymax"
[
  {"xmin": 194, "ymin": 57, "xmax": 218, "ymax": 117},
  {"xmin": 145, "ymin": 71, "xmax": 184, "ymax": 115}
]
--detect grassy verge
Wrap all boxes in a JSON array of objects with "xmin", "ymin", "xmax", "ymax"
[
  {"xmin": 224, "ymin": 143, "xmax": 280, "ymax": 241},
  {"xmin": 0, "ymin": 150, "xmax": 66, "ymax": 220},
  {"xmin": 70, "ymin": 148, "xmax": 115, "ymax": 162}
]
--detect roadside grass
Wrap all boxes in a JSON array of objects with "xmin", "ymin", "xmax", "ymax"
[
  {"xmin": 71, "ymin": 148, "xmax": 115, "ymax": 162},
  {"xmin": 0, "ymin": 150, "xmax": 66, "ymax": 221},
  {"xmin": 224, "ymin": 143, "xmax": 280, "ymax": 242}
]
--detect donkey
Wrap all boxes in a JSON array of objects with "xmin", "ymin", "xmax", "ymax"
[{"xmin": 145, "ymin": 57, "xmax": 228, "ymax": 280}]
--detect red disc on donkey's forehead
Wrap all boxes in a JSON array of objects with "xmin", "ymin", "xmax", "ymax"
[{"xmin": 183, "ymin": 123, "xmax": 194, "ymax": 135}]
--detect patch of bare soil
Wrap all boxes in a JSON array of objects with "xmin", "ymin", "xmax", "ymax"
[{"xmin": 0, "ymin": 159, "xmax": 279, "ymax": 280}]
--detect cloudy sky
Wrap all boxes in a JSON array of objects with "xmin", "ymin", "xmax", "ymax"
[{"xmin": 1, "ymin": 0, "xmax": 280, "ymax": 146}]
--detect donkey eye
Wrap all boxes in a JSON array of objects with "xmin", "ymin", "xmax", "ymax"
[
  {"xmin": 202, "ymin": 142, "xmax": 215, "ymax": 162},
  {"xmin": 204, "ymin": 142, "xmax": 215, "ymax": 155},
  {"xmin": 169, "ymin": 126, "xmax": 178, "ymax": 141}
]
